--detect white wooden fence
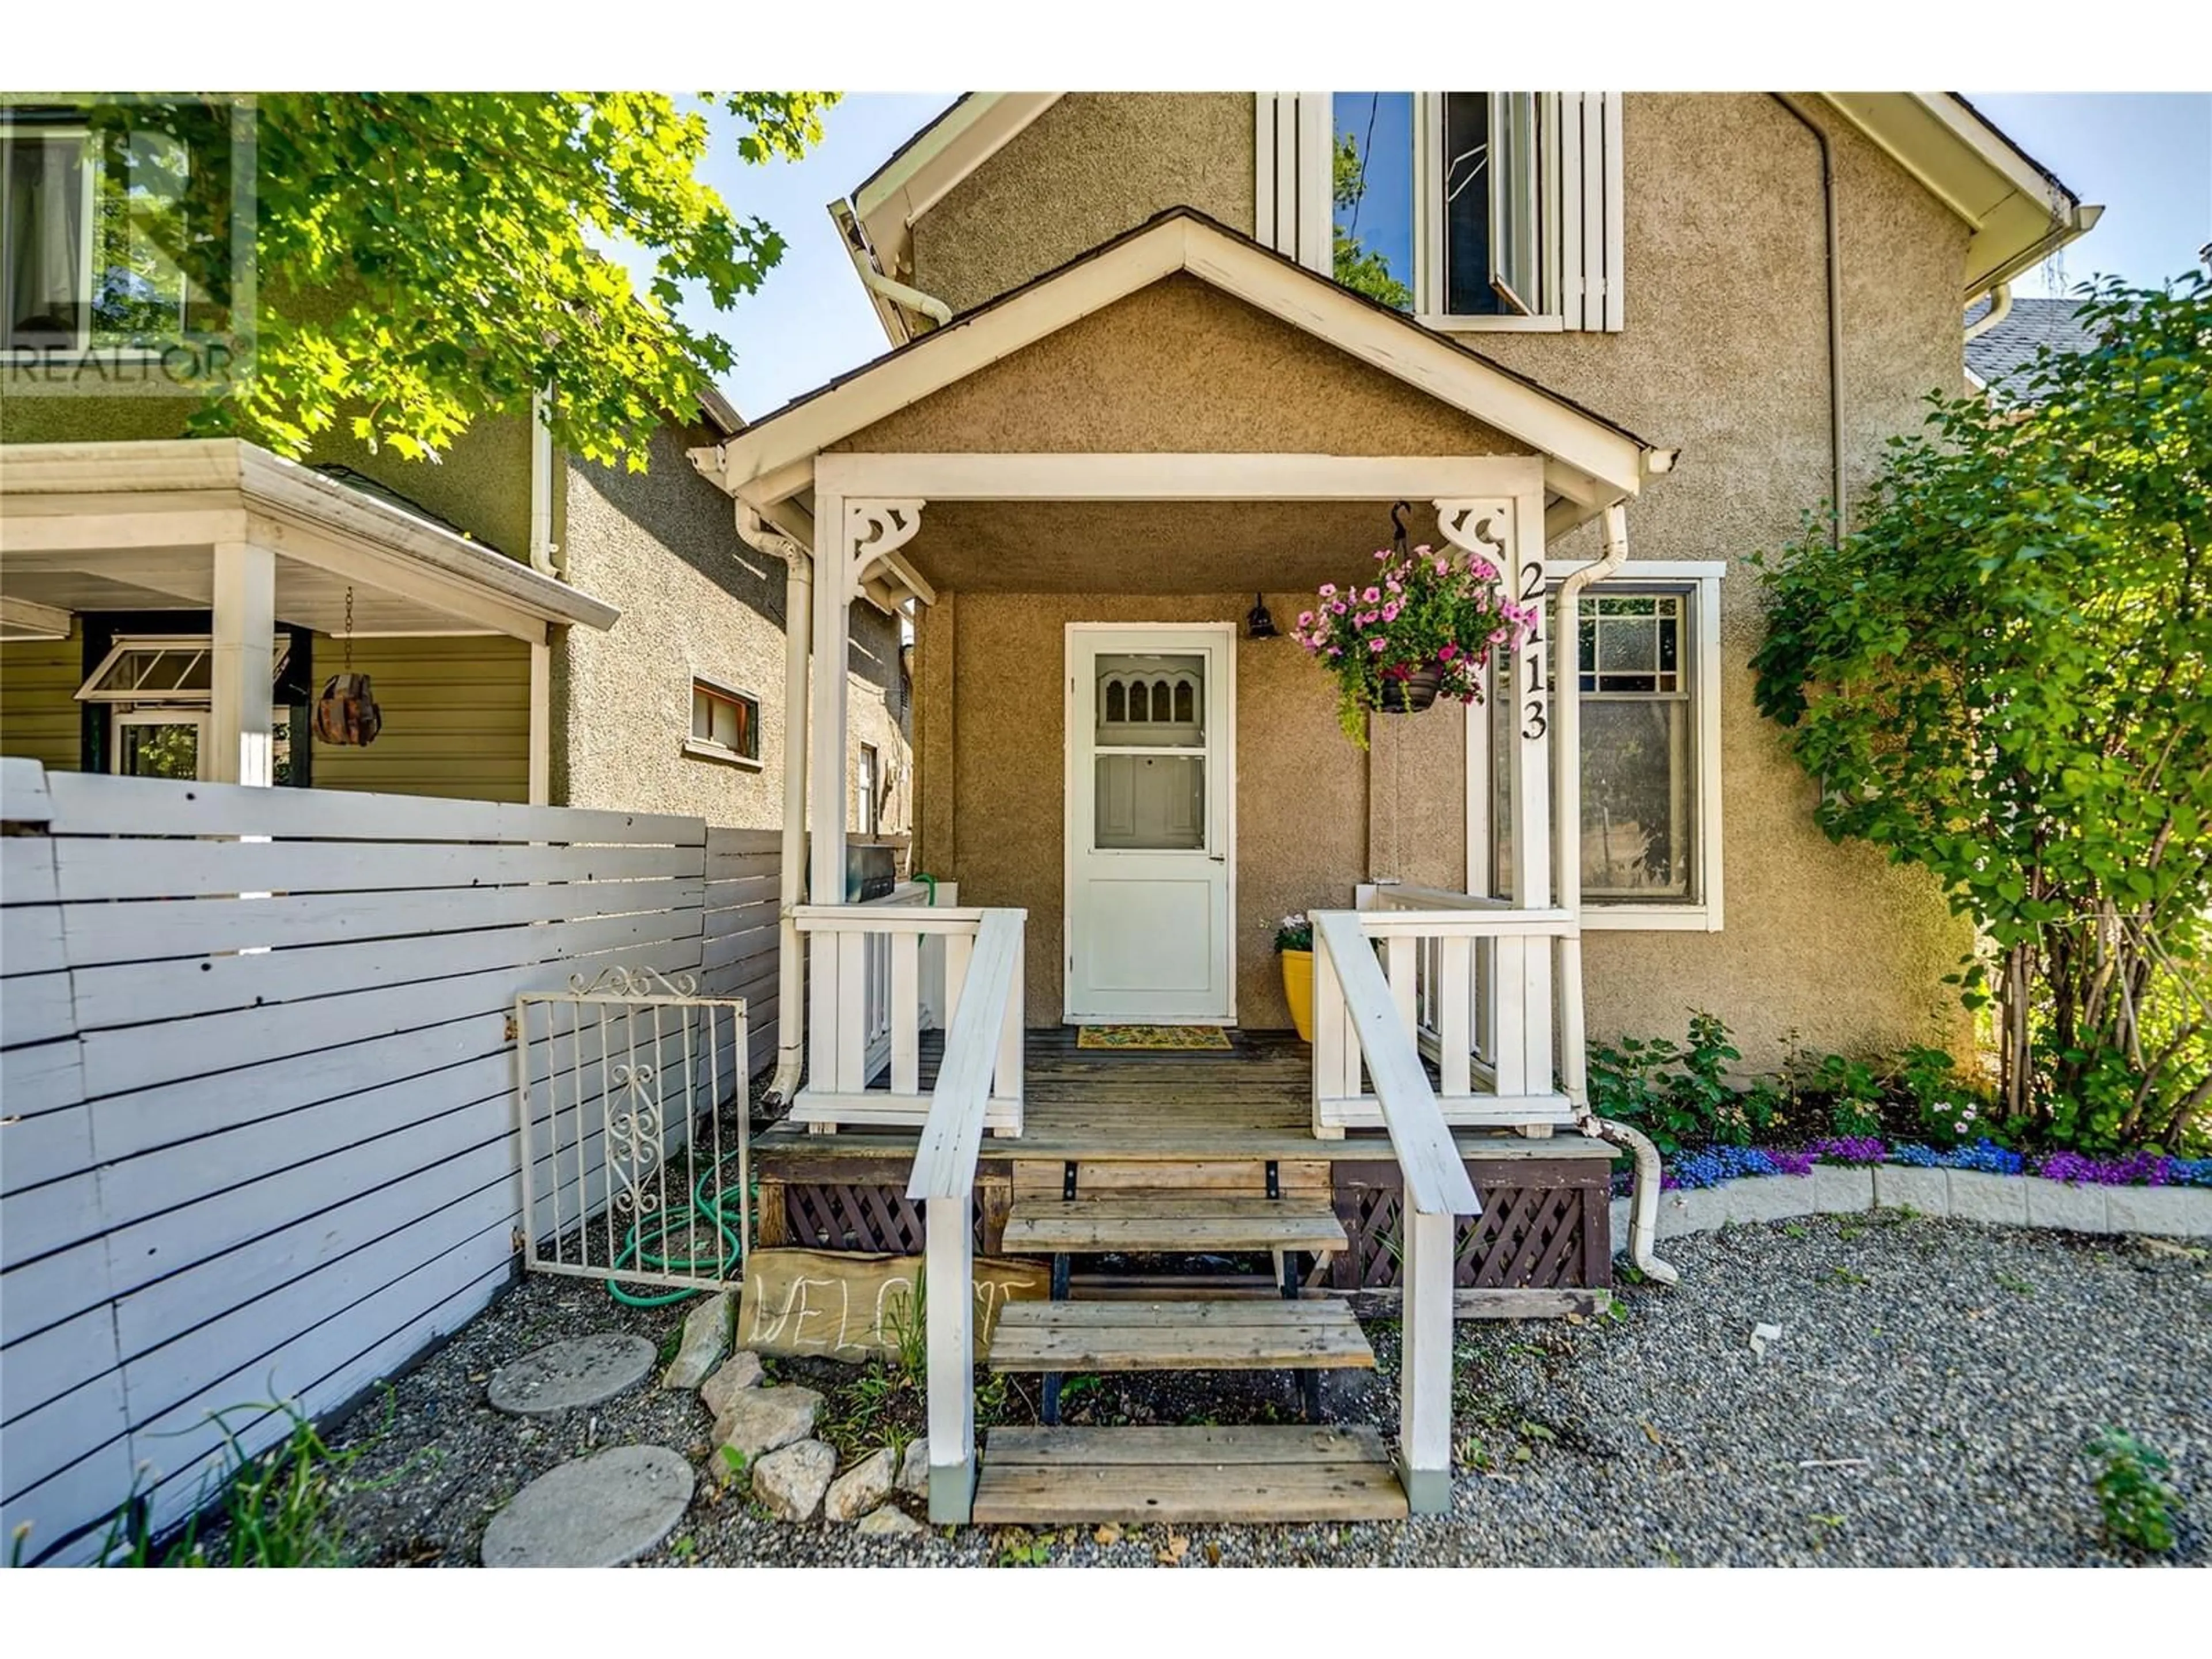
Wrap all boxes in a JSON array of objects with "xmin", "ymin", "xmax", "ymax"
[{"xmin": 0, "ymin": 760, "xmax": 778, "ymax": 1565}]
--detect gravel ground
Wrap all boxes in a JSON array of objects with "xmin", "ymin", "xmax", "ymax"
[{"xmin": 322, "ymin": 1214, "xmax": 2209, "ymax": 1567}]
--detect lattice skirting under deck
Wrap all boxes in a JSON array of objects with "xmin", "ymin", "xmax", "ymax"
[
  {"xmin": 1327, "ymin": 1160, "xmax": 1612, "ymax": 1291},
  {"xmin": 755, "ymin": 1156, "xmax": 1012, "ymax": 1256}
]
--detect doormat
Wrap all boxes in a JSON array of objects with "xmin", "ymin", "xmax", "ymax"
[{"xmin": 1076, "ymin": 1024, "xmax": 1233, "ymax": 1051}]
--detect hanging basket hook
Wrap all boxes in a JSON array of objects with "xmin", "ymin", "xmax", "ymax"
[{"xmin": 1389, "ymin": 500, "xmax": 1411, "ymax": 552}]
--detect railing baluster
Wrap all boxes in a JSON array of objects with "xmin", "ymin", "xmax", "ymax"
[
  {"xmin": 1438, "ymin": 934, "xmax": 1473, "ymax": 1096},
  {"xmin": 836, "ymin": 930, "xmax": 869, "ymax": 1092},
  {"xmin": 891, "ymin": 930, "xmax": 921, "ymax": 1095}
]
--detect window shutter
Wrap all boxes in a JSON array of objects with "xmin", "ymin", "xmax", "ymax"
[
  {"xmin": 1558, "ymin": 92, "xmax": 1624, "ymax": 331},
  {"xmin": 1254, "ymin": 92, "xmax": 1332, "ymax": 275}
]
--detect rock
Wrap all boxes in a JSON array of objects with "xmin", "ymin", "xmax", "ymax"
[
  {"xmin": 661, "ymin": 1293, "xmax": 734, "ymax": 1391},
  {"xmin": 751, "ymin": 1439, "xmax": 836, "ymax": 1522},
  {"xmin": 896, "ymin": 1438, "xmax": 929, "ymax": 1498},
  {"xmin": 856, "ymin": 1503, "xmax": 927, "ymax": 1537},
  {"xmin": 699, "ymin": 1349, "xmax": 765, "ymax": 1419},
  {"xmin": 487, "ymin": 1334, "xmax": 656, "ymax": 1416},
  {"xmin": 480, "ymin": 1445, "xmax": 693, "ymax": 1567},
  {"xmin": 823, "ymin": 1446, "xmax": 897, "ymax": 1522},
  {"xmin": 714, "ymin": 1384, "xmax": 823, "ymax": 1461}
]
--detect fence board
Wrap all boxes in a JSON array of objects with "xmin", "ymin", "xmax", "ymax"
[
  {"xmin": 59, "ymin": 876, "xmax": 700, "ymax": 966},
  {"xmin": 55, "ymin": 838, "xmax": 701, "ymax": 901}
]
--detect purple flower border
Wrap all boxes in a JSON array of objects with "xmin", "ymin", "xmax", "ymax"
[{"xmin": 1643, "ymin": 1137, "xmax": 2212, "ymax": 1194}]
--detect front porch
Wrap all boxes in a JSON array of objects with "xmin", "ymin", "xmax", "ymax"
[{"xmin": 688, "ymin": 211, "xmax": 1676, "ymax": 1524}]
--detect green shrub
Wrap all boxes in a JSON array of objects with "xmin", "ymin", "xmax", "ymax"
[
  {"xmin": 1589, "ymin": 1012, "xmax": 1763, "ymax": 1156},
  {"xmin": 1815, "ymin": 1054, "xmax": 1885, "ymax": 1139},
  {"xmin": 2083, "ymin": 1428, "xmax": 2180, "ymax": 1555},
  {"xmin": 1752, "ymin": 273, "xmax": 2212, "ymax": 1150}
]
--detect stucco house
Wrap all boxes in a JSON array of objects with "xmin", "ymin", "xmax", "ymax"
[{"xmin": 699, "ymin": 90, "xmax": 2093, "ymax": 1073}]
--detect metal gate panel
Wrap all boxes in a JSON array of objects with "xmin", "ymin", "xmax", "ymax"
[{"xmin": 515, "ymin": 965, "xmax": 751, "ymax": 1295}]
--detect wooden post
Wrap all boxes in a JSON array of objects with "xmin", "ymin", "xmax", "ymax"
[
  {"xmin": 208, "ymin": 541, "xmax": 275, "ymax": 785},
  {"xmin": 528, "ymin": 638, "xmax": 552, "ymax": 805},
  {"xmin": 1398, "ymin": 1205, "xmax": 1454, "ymax": 1514},
  {"xmin": 923, "ymin": 1190, "xmax": 976, "ymax": 1522}
]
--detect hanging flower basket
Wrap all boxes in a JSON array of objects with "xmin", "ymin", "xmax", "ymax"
[{"xmin": 1290, "ymin": 524, "xmax": 1539, "ymax": 746}]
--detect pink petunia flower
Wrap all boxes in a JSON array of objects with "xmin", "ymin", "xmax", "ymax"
[
  {"xmin": 1363, "ymin": 586, "xmax": 1381, "ymax": 604},
  {"xmin": 1381, "ymin": 602, "xmax": 1400, "ymax": 623},
  {"xmin": 1374, "ymin": 548, "xmax": 1391, "ymax": 561},
  {"xmin": 1332, "ymin": 601, "xmax": 1347, "ymax": 614},
  {"xmin": 1297, "ymin": 611, "xmax": 1315, "ymax": 627},
  {"xmin": 1319, "ymin": 583, "xmax": 1336, "ymax": 597},
  {"xmin": 1490, "ymin": 628, "xmax": 1509, "ymax": 645},
  {"xmin": 1435, "ymin": 558, "xmax": 1450, "ymax": 576},
  {"xmin": 1438, "ymin": 642, "xmax": 1459, "ymax": 662},
  {"xmin": 1369, "ymin": 638, "xmax": 1387, "ymax": 653},
  {"xmin": 1328, "ymin": 647, "xmax": 1342, "ymax": 658}
]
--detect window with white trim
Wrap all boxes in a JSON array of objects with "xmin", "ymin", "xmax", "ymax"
[
  {"xmin": 685, "ymin": 678, "xmax": 760, "ymax": 767},
  {"xmin": 856, "ymin": 741, "xmax": 881, "ymax": 837},
  {"xmin": 2, "ymin": 118, "xmax": 200, "ymax": 353},
  {"xmin": 1302, "ymin": 91, "xmax": 1623, "ymax": 332},
  {"xmin": 1490, "ymin": 562, "xmax": 1724, "ymax": 928}
]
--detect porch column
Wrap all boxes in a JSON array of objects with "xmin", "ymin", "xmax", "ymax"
[
  {"xmin": 1438, "ymin": 495, "xmax": 1553, "ymax": 1107},
  {"xmin": 528, "ymin": 637, "xmax": 552, "ymax": 805},
  {"xmin": 808, "ymin": 496, "xmax": 927, "ymax": 907},
  {"xmin": 209, "ymin": 540, "xmax": 276, "ymax": 785}
]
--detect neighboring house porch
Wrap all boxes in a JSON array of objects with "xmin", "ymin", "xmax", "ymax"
[
  {"xmin": 693, "ymin": 210, "xmax": 1676, "ymax": 1523},
  {"xmin": 0, "ymin": 438, "xmax": 616, "ymax": 796}
]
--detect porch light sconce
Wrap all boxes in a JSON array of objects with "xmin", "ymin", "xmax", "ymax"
[{"xmin": 1245, "ymin": 592, "xmax": 1278, "ymax": 640}]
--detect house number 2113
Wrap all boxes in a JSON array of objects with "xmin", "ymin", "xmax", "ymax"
[{"xmin": 1518, "ymin": 560, "xmax": 1548, "ymax": 741}]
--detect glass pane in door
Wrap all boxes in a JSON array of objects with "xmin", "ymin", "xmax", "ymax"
[
  {"xmin": 1096, "ymin": 653, "xmax": 1205, "ymax": 749},
  {"xmin": 1094, "ymin": 754, "xmax": 1206, "ymax": 850},
  {"xmin": 118, "ymin": 718, "xmax": 199, "ymax": 779}
]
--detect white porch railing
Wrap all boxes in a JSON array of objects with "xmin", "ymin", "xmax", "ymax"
[
  {"xmin": 1310, "ymin": 910, "xmax": 1483, "ymax": 1514},
  {"xmin": 789, "ymin": 901, "xmax": 1024, "ymax": 1135},
  {"xmin": 902, "ymin": 908, "xmax": 1027, "ymax": 1523},
  {"xmin": 1312, "ymin": 886, "xmax": 1578, "ymax": 1135}
]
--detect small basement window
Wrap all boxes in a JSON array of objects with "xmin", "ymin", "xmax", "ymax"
[{"xmin": 685, "ymin": 679, "xmax": 761, "ymax": 768}]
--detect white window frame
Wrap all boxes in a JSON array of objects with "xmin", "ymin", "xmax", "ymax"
[
  {"xmin": 1412, "ymin": 92, "xmax": 1563, "ymax": 332},
  {"xmin": 1, "ymin": 120, "xmax": 195, "ymax": 362},
  {"xmin": 1470, "ymin": 559, "xmax": 1724, "ymax": 930},
  {"xmin": 683, "ymin": 675, "xmax": 763, "ymax": 770},
  {"xmin": 856, "ymin": 741, "xmax": 881, "ymax": 837}
]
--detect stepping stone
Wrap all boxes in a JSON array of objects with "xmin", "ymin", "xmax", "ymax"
[
  {"xmin": 487, "ymin": 1333, "xmax": 656, "ymax": 1416},
  {"xmin": 480, "ymin": 1446, "xmax": 694, "ymax": 1568}
]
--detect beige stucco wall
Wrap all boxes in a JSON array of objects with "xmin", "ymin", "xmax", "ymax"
[
  {"xmin": 910, "ymin": 94, "xmax": 1256, "ymax": 313},
  {"xmin": 556, "ymin": 420, "xmax": 910, "ymax": 835},
  {"xmin": 893, "ymin": 92, "xmax": 1976, "ymax": 1065}
]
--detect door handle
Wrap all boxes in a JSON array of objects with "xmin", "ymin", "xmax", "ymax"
[{"xmin": 1209, "ymin": 853, "xmax": 1226, "ymax": 863}]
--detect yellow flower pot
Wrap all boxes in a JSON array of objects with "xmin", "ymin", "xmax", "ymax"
[{"xmin": 1280, "ymin": 948, "xmax": 1315, "ymax": 1043}]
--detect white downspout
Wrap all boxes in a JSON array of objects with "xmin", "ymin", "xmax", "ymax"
[
  {"xmin": 855, "ymin": 262, "xmax": 953, "ymax": 328},
  {"xmin": 738, "ymin": 501, "xmax": 814, "ymax": 1109},
  {"xmin": 1964, "ymin": 281, "xmax": 2013, "ymax": 340},
  {"xmin": 1555, "ymin": 499, "xmax": 1679, "ymax": 1285},
  {"xmin": 528, "ymin": 390, "xmax": 559, "ymax": 576}
]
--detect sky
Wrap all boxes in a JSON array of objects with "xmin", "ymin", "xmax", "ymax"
[{"xmin": 690, "ymin": 92, "xmax": 2210, "ymax": 419}]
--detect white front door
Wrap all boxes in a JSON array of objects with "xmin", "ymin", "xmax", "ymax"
[{"xmin": 1065, "ymin": 624, "xmax": 1235, "ymax": 1023}]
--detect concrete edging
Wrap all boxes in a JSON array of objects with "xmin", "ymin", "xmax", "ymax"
[{"xmin": 1609, "ymin": 1169, "xmax": 2212, "ymax": 1252}]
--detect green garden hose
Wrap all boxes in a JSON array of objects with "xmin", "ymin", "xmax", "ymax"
[{"xmin": 605, "ymin": 1156, "xmax": 751, "ymax": 1308}]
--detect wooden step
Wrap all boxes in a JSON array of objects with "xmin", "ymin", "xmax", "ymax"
[
  {"xmin": 987, "ymin": 1297, "xmax": 1375, "ymax": 1372},
  {"xmin": 1000, "ymin": 1195, "xmax": 1347, "ymax": 1255},
  {"xmin": 972, "ymin": 1425, "xmax": 1409, "ymax": 1524}
]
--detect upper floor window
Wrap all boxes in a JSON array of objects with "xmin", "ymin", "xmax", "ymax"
[
  {"xmin": 1275, "ymin": 91, "xmax": 1622, "ymax": 334},
  {"xmin": 2, "ymin": 118, "xmax": 199, "ymax": 354}
]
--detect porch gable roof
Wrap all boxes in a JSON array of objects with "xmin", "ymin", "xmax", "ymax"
[{"xmin": 693, "ymin": 209, "xmax": 1664, "ymax": 514}]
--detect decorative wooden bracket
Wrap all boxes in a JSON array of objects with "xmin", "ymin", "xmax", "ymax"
[
  {"xmin": 843, "ymin": 498, "xmax": 928, "ymax": 605},
  {"xmin": 1431, "ymin": 498, "xmax": 1514, "ymax": 574}
]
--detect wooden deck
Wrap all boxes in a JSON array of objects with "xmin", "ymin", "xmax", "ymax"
[{"xmin": 755, "ymin": 1027, "xmax": 1612, "ymax": 1166}]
